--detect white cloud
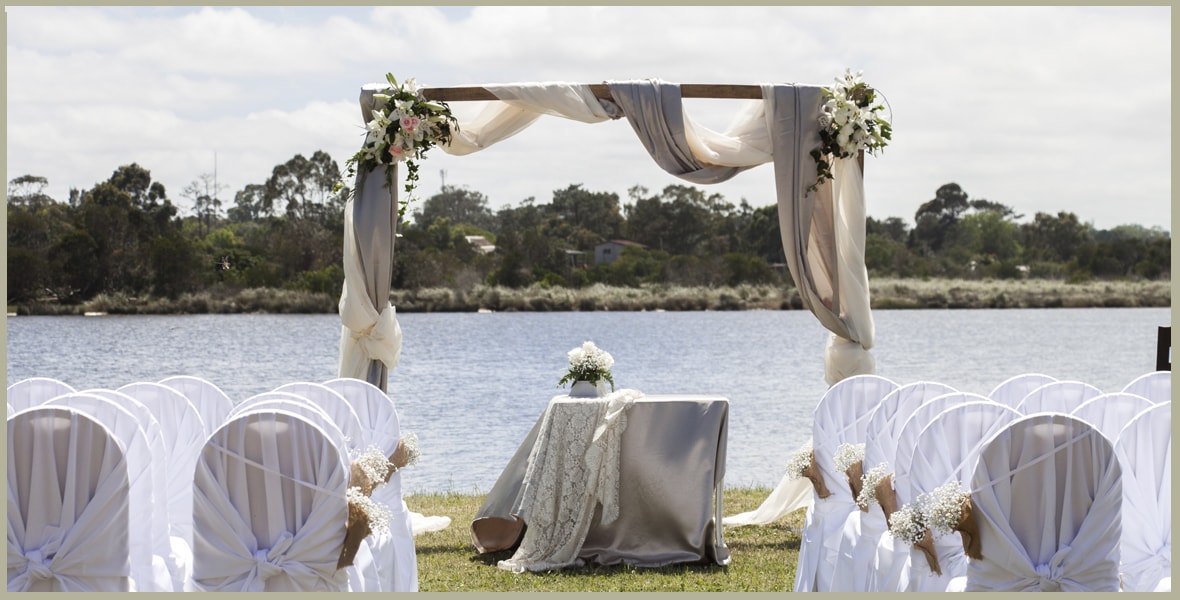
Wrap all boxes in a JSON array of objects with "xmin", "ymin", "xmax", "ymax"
[{"xmin": 5, "ymin": 5, "xmax": 1170, "ymax": 230}]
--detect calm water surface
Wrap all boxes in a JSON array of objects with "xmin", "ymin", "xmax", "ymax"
[{"xmin": 6, "ymin": 307, "xmax": 1170, "ymax": 494}]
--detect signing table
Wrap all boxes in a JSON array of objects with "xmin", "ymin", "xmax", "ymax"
[{"xmin": 471, "ymin": 389, "xmax": 730, "ymax": 572}]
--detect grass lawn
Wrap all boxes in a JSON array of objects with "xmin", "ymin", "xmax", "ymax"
[{"xmin": 404, "ymin": 487, "xmax": 805, "ymax": 592}]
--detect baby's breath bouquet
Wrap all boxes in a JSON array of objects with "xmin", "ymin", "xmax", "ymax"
[
  {"xmin": 338, "ymin": 73, "xmax": 459, "ymax": 225},
  {"xmin": 808, "ymin": 68, "xmax": 892, "ymax": 192},
  {"xmin": 558, "ymin": 341, "xmax": 616, "ymax": 391}
]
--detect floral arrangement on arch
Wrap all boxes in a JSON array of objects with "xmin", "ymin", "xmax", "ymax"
[
  {"xmin": 557, "ymin": 341, "xmax": 616, "ymax": 391},
  {"xmin": 808, "ymin": 68, "xmax": 892, "ymax": 192},
  {"xmin": 338, "ymin": 73, "xmax": 460, "ymax": 225}
]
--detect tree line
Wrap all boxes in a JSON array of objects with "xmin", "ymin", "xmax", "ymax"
[{"xmin": 6, "ymin": 151, "xmax": 1171, "ymax": 306}]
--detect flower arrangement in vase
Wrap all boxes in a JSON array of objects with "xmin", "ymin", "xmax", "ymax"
[{"xmin": 557, "ymin": 341, "xmax": 616, "ymax": 397}]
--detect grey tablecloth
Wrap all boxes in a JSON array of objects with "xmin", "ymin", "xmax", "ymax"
[{"xmin": 472, "ymin": 394, "xmax": 730, "ymax": 568}]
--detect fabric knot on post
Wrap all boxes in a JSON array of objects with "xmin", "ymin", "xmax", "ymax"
[
  {"xmin": 1034, "ymin": 563, "xmax": 1062, "ymax": 592},
  {"xmin": 22, "ymin": 549, "xmax": 54, "ymax": 582}
]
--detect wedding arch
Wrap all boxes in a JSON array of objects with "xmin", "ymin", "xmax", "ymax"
[{"xmin": 336, "ymin": 77, "xmax": 884, "ymax": 393}]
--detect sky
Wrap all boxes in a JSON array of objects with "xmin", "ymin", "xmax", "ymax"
[{"xmin": 4, "ymin": 5, "xmax": 1173, "ymax": 232}]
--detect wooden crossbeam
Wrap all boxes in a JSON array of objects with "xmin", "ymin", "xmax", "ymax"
[{"xmin": 420, "ymin": 84, "xmax": 764, "ymax": 102}]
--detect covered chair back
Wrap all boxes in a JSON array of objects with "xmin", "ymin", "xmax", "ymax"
[
  {"xmin": 1114, "ymin": 403, "xmax": 1170, "ymax": 592},
  {"xmin": 7, "ymin": 406, "xmax": 132, "ymax": 591},
  {"xmin": 1070, "ymin": 392, "xmax": 1155, "ymax": 443},
  {"xmin": 987, "ymin": 373, "xmax": 1056, "ymax": 409},
  {"xmin": 158, "ymin": 375, "xmax": 235, "ymax": 437},
  {"xmin": 6, "ymin": 377, "xmax": 76, "ymax": 413},
  {"xmin": 965, "ymin": 413, "xmax": 1122, "ymax": 592},
  {"xmin": 191, "ymin": 410, "xmax": 350, "ymax": 591},
  {"xmin": 793, "ymin": 374, "xmax": 897, "ymax": 592},
  {"xmin": 1014, "ymin": 380, "xmax": 1103, "ymax": 415},
  {"xmin": 1121, "ymin": 371, "xmax": 1172, "ymax": 404},
  {"xmin": 903, "ymin": 401, "xmax": 1022, "ymax": 591}
]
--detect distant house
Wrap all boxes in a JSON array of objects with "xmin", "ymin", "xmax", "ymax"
[
  {"xmin": 594, "ymin": 240, "xmax": 647, "ymax": 264},
  {"xmin": 464, "ymin": 235, "xmax": 496, "ymax": 255}
]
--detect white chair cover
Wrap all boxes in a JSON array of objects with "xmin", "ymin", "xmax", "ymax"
[
  {"xmin": 832, "ymin": 380, "xmax": 957, "ymax": 592},
  {"xmin": 7, "ymin": 406, "xmax": 132, "ymax": 591},
  {"xmin": 271, "ymin": 382, "xmax": 367, "ymax": 452},
  {"xmin": 875, "ymin": 391, "xmax": 990, "ymax": 592},
  {"xmin": 230, "ymin": 393, "xmax": 345, "ymax": 447},
  {"xmin": 904, "ymin": 402, "xmax": 1022, "ymax": 592},
  {"xmin": 41, "ymin": 393, "xmax": 176, "ymax": 591},
  {"xmin": 1114, "ymin": 403, "xmax": 1170, "ymax": 592},
  {"xmin": 1014, "ymin": 380, "xmax": 1103, "ymax": 415},
  {"xmin": 793, "ymin": 374, "xmax": 898, "ymax": 592},
  {"xmin": 158, "ymin": 375, "xmax": 235, "ymax": 437},
  {"xmin": 320, "ymin": 378, "xmax": 420, "ymax": 592},
  {"xmin": 6, "ymin": 377, "xmax": 76, "ymax": 413},
  {"xmin": 965, "ymin": 413, "xmax": 1122, "ymax": 592},
  {"xmin": 1070, "ymin": 392, "xmax": 1155, "ymax": 443},
  {"xmin": 77, "ymin": 387, "xmax": 192, "ymax": 591},
  {"xmin": 1121, "ymin": 371, "xmax": 1172, "ymax": 404},
  {"xmin": 191, "ymin": 410, "xmax": 350, "ymax": 591},
  {"xmin": 988, "ymin": 373, "xmax": 1057, "ymax": 409},
  {"xmin": 116, "ymin": 381, "xmax": 208, "ymax": 550}
]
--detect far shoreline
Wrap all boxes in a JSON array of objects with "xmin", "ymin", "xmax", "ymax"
[{"xmin": 7, "ymin": 278, "xmax": 1171, "ymax": 317}]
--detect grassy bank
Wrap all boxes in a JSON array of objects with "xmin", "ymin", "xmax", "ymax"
[
  {"xmin": 8, "ymin": 278, "xmax": 1170, "ymax": 316},
  {"xmin": 404, "ymin": 487, "xmax": 803, "ymax": 592}
]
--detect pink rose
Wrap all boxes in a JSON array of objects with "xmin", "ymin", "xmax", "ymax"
[
  {"xmin": 400, "ymin": 116, "xmax": 420, "ymax": 132},
  {"xmin": 389, "ymin": 145, "xmax": 406, "ymax": 160}
]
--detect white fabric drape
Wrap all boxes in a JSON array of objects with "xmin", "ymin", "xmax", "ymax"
[
  {"xmin": 191, "ymin": 410, "xmax": 350, "ymax": 592},
  {"xmin": 903, "ymin": 402, "xmax": 1022, "ymax": 592},
  {"xmin": 794, "ymin": 374, "xmax": 897, "ymax": 591},
  {"xmin": 6, "ymin": 377, "xmax": 76, "ymax": 413},
  {"xmin": 987, "ymin": 373, "xmax": 1058, "ymax": 409},
  {"xmin": 345, "ymin": 78, "xmax": 877, "ymax": 386},
  {"xmin": 42, "ymin": 394, "xmax": 177, "ymax": 591},
  {"xmin": 1070, "ymin": 392, "xmax": 1155, "ymax": 443},
  {"xmin": 1121, "ymin": 370, "xmax": 1172, "ymax": 404},
  {"xmin": 831, "ymin": 381, "xmax": 957, "ymax": 592},
  {"xmin": 1114, "ymin": 403, "xmax": 1171, "ymax": 592},
  {"xmin": 8, "ymin": 407, "xmax": 133, "ymax": 592},
  {"xmin": 1014, "ymin": 380, "xmax": 1103, "ymax": 415},
  {"xmin": 965, "ymin": 413, "xmax": 1122, "ymax": 592},
  {"xmin": 875, "ymin": 391, "xmax": 991, "ymax": 592},
  {"xmin": 158, "ymin": 375, "xmax": 235, "ymax": 437}
]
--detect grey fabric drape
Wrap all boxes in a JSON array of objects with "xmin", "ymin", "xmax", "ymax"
[
  {"xmin": 606, "ymin": 79, "xmax": 751, "ymax": 185},
  {"xmin": 341, "ymin": 89, "xmax": 399, "ymax": 392}
]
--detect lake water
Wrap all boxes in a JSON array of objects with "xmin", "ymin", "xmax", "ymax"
[{"xmin": 6, "ymin": 307, "xmax": 1171, "ymax": 495}]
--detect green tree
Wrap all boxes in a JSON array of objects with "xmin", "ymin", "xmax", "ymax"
[{"xmin": 414, "ymin": 184, "xmax": 495, "ymax": 230}]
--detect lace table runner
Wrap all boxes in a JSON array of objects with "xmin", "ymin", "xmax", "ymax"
[{"xmin": 497, "ymin": 389, "xmax": 641, "ymax": 572}]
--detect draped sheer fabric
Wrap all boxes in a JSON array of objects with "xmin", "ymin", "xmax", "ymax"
[
  {"xmin": 794, "ymin": 374, "xmax": 897, "ymax": 591},
  {"xmin": 271, "ymin": 382, "xmax": 368, "ymax": 452},
  {"xmin": 987, "ymin": 373, "xmax": 1057, "ymax": 409},
  {"xmin": 1014, "ymin": 380, "xmax": 1104, "ymax": 416},
  {"xmin": 965, "ymin": 414, "xmax": 1122, "ymax": 592},
  {"xmin": 117, "ymin": 382, "xmax": 207, "ymax": 551},
  {"xmin": 342, "ymin": 79, "xmax": 876, "ymax": 390},
  {"xmin": 874, "ymin": 391, "xmax": 992, "ymax": 591},
  {"xmin": 1070, "ymin": 392, "xmax": 1155, "ymax": 443},
  {"xmin": 1114, "ymin": 403, "xmax": 1171, "ymax": 592},
  {"xmin": 1121, "ymin": 371, "xmax": 1172, "ymax": 404},
  {"xmin": 41, "ymin": 394, "xmax": 177, "ymax": 591},
  {"xmin": 191, "ymin": 410, "xmax": 350, "ymax": 592},
  {"xmin": 158, "ymin": 375, "xmax": 235, "ymax": 437},
  {"xmin": 7, "ymin": 407, "xmax": 133, "ymax": 592},
  {"xmin": 6, "ymin": 377, "xmax": 76, "ymax": 413},
  {"xmin": 321, "ymin": 378, "xmax": 422, "ymax": 591},
  {"xmin": 75, "ymin": 389, "xmax": 177, "ymax": 573},
  {"xmin": 831, "ymin": 381, "xmax": 957, "ymax": 592},
  {"xmin": 903, "ymin": 402, "xmax": 1022, "ymax": 592}
]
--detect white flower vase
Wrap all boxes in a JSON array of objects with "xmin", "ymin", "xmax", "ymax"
[{"xmin": 569, "ymin": 380, "xmax": 605, "ymax": 398}]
